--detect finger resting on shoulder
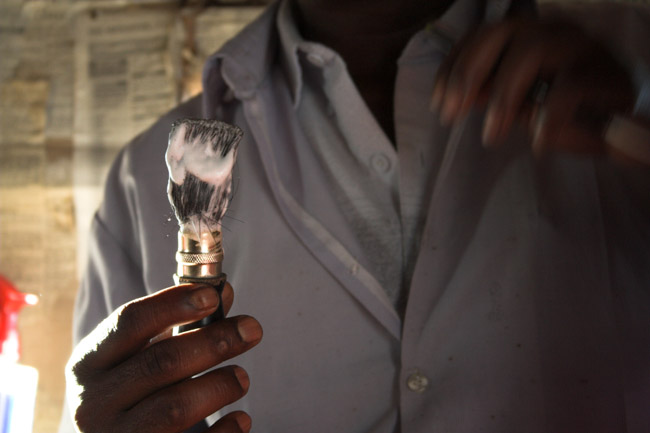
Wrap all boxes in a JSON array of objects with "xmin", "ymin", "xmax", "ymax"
[
  {"xmin": 483, "ymin": 38, "xmax": 544, "ymax": 147},
  {"xmin": 431, "ymin": 37, "xmax": 462, "ymax": 111},
  {"xmin": 436, "ymin": 22, "xmax": 517, "ymax": 124},
  {"xmin": 431, "ymin": 27, "xmax": 479, "ymax": 113}
]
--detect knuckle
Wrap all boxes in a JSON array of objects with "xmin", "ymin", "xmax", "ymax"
[
  {"xmin": 158, "ymin": 395, "xmax": 191, "ymax": 428},
  {"xmin": 74, "ymin": 398, "xmax": 109, "ymax": 433},
  {"xmin": 216, "ymin": 338, "xmax": 231, "ymax": 357},
  {"xmin": 212, "ymin": 376, "xmax": 237, "ymax": 402},
  {"xmin": 115, "ymin": 302, "xmax": 144, "ymax": 333},
  {"xmin": 141, "ymin": 343, "xmax": 182, "ymax": 379},
  {"xmin": 213, "ymin": 366, "xmax": 248, "ymax": 398},
  {"xmin": 69, "ymin": 358, "xmax": 92, "ymax": 385},
  {"xmin": 74, "ymin": 405, "xmax": 92, "ymax": 431},
  {"xmin": 209, "ymin": 323, "xmax": 238, "ymax": 357},
  {"xmin": 215, "ymin": 333, "xmax": 234, "ymax": 357}
]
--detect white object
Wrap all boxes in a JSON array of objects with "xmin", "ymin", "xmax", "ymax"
[{"xmin": 0, "ymin": 357, "xmax": 38, "ymax": 433}]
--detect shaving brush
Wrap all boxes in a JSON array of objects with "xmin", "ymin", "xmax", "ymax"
[{"xmin": 165, "ymin": 118, "xmax": 243, "ymax": 332}]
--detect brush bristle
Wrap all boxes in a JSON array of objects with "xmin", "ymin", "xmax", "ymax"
[
  {"xmin": 170, "ymin": 119, "xmax": 243, "ymax": 158},
  {"xmin": 168, "ymin": 173, "xmax": 231, "ymax": 227},
  {"xmin": 167, "ymin": 118, "xmax": 243, "ymax": 233}
]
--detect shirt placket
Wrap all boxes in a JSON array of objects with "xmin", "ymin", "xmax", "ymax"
[{"xmin": 394, "ymin": 32, "xmax": 450, "ymax": 293}]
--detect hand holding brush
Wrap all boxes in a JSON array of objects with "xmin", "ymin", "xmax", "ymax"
[
  {"xmin": 65, "ymin": 119, "xmax": 262, "ymax": 433},
  {"xmin": 66, "ymin": 283, "xmax": 261, "ymax": 433}
]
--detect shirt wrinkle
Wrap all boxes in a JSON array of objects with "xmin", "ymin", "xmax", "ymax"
[
  {"xmin": 203, "ymin": 0, "xmax": 522, "ymax": 108},
  {"xmin": 207, "ymin": 0, "xmax": 516, "ymax": 309},
  {"xmin": 92, "ymin": 212, "xmax": 142, "ymax": 272},
  {"xmin": 66, "ymin": 1, "xmax": 650, "ymax": 431},
  {"xmin": 273, "ymin": 0, "xmax": 477, "ymax": 309}
]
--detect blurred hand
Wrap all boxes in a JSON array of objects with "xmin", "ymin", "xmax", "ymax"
[
  {"xmin": 431, "ymin": 16, "xmax": 636, "ymax": 156},
  {"xmin": 66, "ymin": 282, "xmax": 262, "ymax": 433}
]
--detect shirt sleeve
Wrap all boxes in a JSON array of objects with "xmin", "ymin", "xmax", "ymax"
[
  {"xmin": 58, "ymin": 92, "xmax": 204, "ymax": 433},
  {"xmin": 58, "ymin": 147, "xmax": 149, "ymax": 433},
  {"xmin": 73, "ymin": 145, "xmax": 149, "ymax": 343},
  {"xmin": 72, "ymin": 213, "xmax": 146, "ymax": 343}
]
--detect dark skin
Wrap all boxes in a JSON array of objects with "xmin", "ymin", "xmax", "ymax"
[
  {"xmin": 292, "ymin": 0, "xmax": 456, "ymax": 143},
  {"xmin": 294, "ymin": 0, "xmax": 642, "ymax": 157},
  {"xmin": 66, "ymin": 2, "xmax": 646, "ymax": 433},
  {"xmin": 67, "ymin": 283, "xmax": 261, "ymax": 433},
  {"xmin": 431, "ymin": 13, "xmax": 639, "ymax": 158}
]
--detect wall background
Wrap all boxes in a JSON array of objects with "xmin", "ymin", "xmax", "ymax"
[
  {"xmin": 0, "ymin": 0, "xmax": 646, "ymax": 432},
  {"xmin": 0, "ymin": 2, "xmax": 265, "ymax": 431}
]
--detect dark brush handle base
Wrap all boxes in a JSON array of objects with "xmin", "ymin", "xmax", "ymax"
[{"xmin": 176, "ymin": 273, "xmax": 226, "ymax": 333}]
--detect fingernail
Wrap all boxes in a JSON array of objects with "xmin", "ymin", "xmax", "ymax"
[
  {"xmin": 233, "ymin": 366, "xmax": 250, "ymax": 391},
  {"xmin": 430, "ymin": 85, "xmax": 443, "ymax": 112},
  {"xmin": 188, "ymin": 285, "xmax": 219, "ymax": 310},
  {"xmin": 237, "ymin": 316, "xmax": 262, "ymax": 343},
  {"xmin": 532, "ymin": 108, "xmax": 546, "ymax": 157},
  {"xmin": 234, "ymin": 412, "xmax": 252, "ymax": 433},
  {"xmin": 441, "ymin": 89, "xmax": 461, "ymax": 126},
  {"xmin": 482, "ymin": 107, "xmax": 499, "ymax": 147},
  {"xmin": 440, "ymin": 77, "xmax": 466, "ymax": 125}
]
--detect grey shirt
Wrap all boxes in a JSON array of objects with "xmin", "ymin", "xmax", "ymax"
[
  {"xmin": 63, "ymin": 1, "xmax": 650, "ymax": 432},
  {"xmin": 274, "ymin": 0, "xmax": 482, "ymax": 312}
]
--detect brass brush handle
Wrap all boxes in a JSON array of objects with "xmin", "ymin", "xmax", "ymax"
[{"xmin": 174, "ymin": 230, "xmax": 226, "ymax": 334}]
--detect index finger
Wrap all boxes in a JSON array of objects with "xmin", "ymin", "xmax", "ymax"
[
  {"xmin": 432, "ymin": 22, "xmax": 517, "ymax": 124},
  {"xmin": 72, "ymin": 283, "xmax": 223, "ymax": 372}
]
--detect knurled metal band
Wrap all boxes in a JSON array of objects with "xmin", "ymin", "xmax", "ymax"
[
  {"xmin": 176, "ymin": 251, "xmax": 223, "ymax": 264},
  {"xmin": 176, "ymin": 275, "xmax": 225, "ymax": 286},
  {"xmin": 175, "ymin": 273, "xmax": 227, "ymax": 334}
]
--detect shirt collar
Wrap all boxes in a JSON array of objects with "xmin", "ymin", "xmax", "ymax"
[
  {"xmin": 276, "ymin": 0, "xmax": 521, "ymax": 110},
  {"xmin": 276, "ymin": 0, "xmax": 339, "ymax": 109},
  {"xmin": 203, "ymin": 0, "xmax": 530, "ymax": 116},
  {"xmin": 202, "ymin": 2, "xmax": 279, "ymax": 115},
  {"xmin": 277, "ymin": 0, "xmax": 303, "ymax": 107},
  {"xmin": 431, "ymin": 0, "xmax": 490, "ymax": 43}
]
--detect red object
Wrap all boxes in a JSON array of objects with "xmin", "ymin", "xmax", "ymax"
[{"xmin": 0, "ymin": 275, "xmax": 38, "ymax": 361}]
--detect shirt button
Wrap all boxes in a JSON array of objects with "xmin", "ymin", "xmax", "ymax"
[
  {"xmin": 406, "ymin": 371, "xmax": 429, "ymax": 393},
  {"xmin": 370, "ymin": 153, "xmax": 391, "ymax": 173},
  {"xmin": 306, "ymin": 52, "xmax": 325, "ymax": 68}
]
